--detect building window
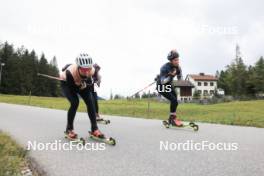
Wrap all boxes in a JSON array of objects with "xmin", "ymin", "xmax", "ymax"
[
  {"xmin": 204, "ymin": 90, "xmax": 208, "ymax": 95},
  {"xmin": 204, "ymin": 82, "xmax": 208, "ymax": 86},
  {"xmin": 210, "ymin": 82, "xmax": 214, "ymax": 86},
  {"xmin": 198, "ymin": 82, "xmax": 201, "ymax": 86},
  {"xmin": 210, "ymin": 90, "xmax": 214, "ymax": 95},
  {"xmin": 198, "ymin": 90, "xmax": 202, "ymax": 94}
]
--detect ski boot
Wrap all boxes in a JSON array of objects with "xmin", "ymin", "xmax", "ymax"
[
  {"xmin": 64, "ymin": 130, "xmax": 85, "ymax": 145},
  {"xmin": 65, "ymin": 130, "xmax": 78, "ymax": 139},
  {"xmin": 162, "ymin": 115, "xmax": 199, "ymax": 131},
  {"xmin": 169, "ymin": 115, "xmax": 183, "ymax": 127}
]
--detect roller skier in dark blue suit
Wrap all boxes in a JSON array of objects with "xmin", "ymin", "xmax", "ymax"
[{"xmin": 156, "ymin": 50, "xmax": 183, "ymax": 127}]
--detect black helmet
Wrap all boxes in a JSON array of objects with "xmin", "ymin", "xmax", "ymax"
[{"xmin": 167, "ymin": 50, "xmax": 179, "ymax": 60}]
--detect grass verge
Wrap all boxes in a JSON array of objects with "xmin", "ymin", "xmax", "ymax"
[
  {"xmin": 0, "ymin": 94, "xmax": 264, "ymax": 128},
  {"xmin": 0, "ymin": 132, "xmax": 28, "ymax": 176}
]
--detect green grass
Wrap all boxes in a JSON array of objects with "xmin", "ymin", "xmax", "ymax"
[
  {"xmin": 0, "ymin": 94, "xmax": 264, "ymax": 128},
  {"xmin": 0, "ymin": 132, "xmax": 27, "ymax": 176}
]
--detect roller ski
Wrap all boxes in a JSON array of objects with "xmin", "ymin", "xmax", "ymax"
[
  {"xmin": 64, "ymin": 131, "xmax": 85, "ymax": 145},
  {"xmin": 96, "ymin": 114, "xmax": 110, "ymax": 125},
  {"xmin": 88, "ymin": 130, "xmax": 116, "ymax": 146},
  {"xmin": 162, "ymin": 115, "xmax": 199, "ymax": 131},
  {"xmin": 96, "ymin": 118, "xmax": 111, "ymax": 124}
]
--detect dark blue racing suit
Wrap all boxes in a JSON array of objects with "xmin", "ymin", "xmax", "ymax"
[{"xmin": 156, "ymin": 62, "xmax": 182, "ymax": 113}]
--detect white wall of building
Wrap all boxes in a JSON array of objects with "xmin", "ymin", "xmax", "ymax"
[{"xmin": 186, "ymin": 76, "xmax": 217, "ymax": 98}]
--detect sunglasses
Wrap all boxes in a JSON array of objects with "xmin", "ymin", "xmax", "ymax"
[{"xmin": 79, "ymin": 67, "xmax": 92, "ymax": 72}]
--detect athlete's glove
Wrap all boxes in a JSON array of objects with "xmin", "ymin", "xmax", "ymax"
[
  {"xmin": 154, "ymin": 75, "xmax": 160, "ymax": 82},
  {"xmin": 80, "ymin": 81, "xmax": 87, "ymax": 90},
  {"xmin": 160, "ymin": 76, "xmax": 172, "ymax": 84}
]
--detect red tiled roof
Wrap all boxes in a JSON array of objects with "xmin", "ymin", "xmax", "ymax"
[{"xmin": 188, "ymin": 74, "xmax": 218, "ymax": 81}]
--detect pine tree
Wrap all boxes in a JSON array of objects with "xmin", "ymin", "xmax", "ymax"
[
  {"xmin": 0, "ymin": 42, "xmax": 15, "ymax": 93},
  {"xmin": 36, "ymin": 54, "xmax": 50, "ymax": 96},
  {"xmin": 227, "ymin": 45, "xmax": 247, "ymax": 97},
  {"xmin": 217, "ymin": 70, "xmax": 231, "ymax": 95},
  {"xmin": 246, "ymin": 65, "xmax": 257, "ymax": 96},
  {"xmin": 47, "ymin": 58, "xmax": 61, "ymax": 97},
  {"xmin": 0, "ymin": 42, "xmax": 61, "ymax": 96},
  {"xmin": 30, "ymin": 50, "xmax": 40, "ymax": 95},
  {"xmin": 254, "ymin": 57, "xmax": 264, "ymax": 93}
]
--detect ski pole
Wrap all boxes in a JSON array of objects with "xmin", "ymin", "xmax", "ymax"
[
  {"xmin": 37, "ymin": 73, "xmax": 64, "ymax": 81},
  {"xmin": 130, "ymin": 81, "xmax": 156, "ymax": 98},
  {"xmin": 37, "ymin": 73, "xmax": 95, "ymax": 86}
]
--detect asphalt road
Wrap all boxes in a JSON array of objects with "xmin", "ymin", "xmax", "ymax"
[{"xmin": 0, "ymin": 103, "xmax": 263, "ymax": 176}]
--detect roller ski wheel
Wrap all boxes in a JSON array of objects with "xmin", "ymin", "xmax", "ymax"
[
  {"xmin": 189, "ymin": 122, "xmax": 199, "ymax": 131},
  {"xmin": 96, "ymin": 118, "xmax": 111, "ymax": 125},
  {"xmin": 88, "ymin": 131, "xmax": 116, "ymax": 146},
  {"xmin": 162, "ymin": 120, "xmax": 170, "ymax": 128},
  {"xmin": 162, "ymin": 121, "xmax": 199, "ymax": 131},
  {"xmin": 64, "ymin": 131, "xmax": 85, "ymax": 145}
]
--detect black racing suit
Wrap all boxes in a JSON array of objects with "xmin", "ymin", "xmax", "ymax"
[
  {"xmin": 156, "ymin": 62, "xmax": 182, "ymax": 114},
  {"xmin": 61, "ymin": 66, "xmax": 98, "ymax": 132}
]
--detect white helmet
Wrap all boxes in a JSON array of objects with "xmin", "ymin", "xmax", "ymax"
[{"xmin": 76, "ymin": 53, "xmax": 93, "ymax": 68}]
